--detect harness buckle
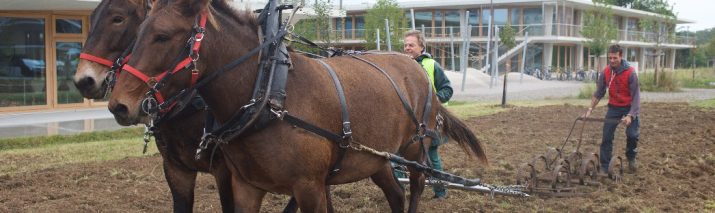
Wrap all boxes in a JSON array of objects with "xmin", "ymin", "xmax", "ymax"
[
  {"xmin": 417, "ymin": 123, "xmax": 428, "ymax": 137},
  {"xmin": 270, "ymin": 108, "xmax": 286, "ymax": 120},
  {"xmin": 339, "ymin": 122, "xmax": 353, "ymax": 148},
  {"xmin": 194, "ymin": 32, "xmax": 205, "ymax": 42},
  {"xmin": 147, "ymin": 77, "xmax": 158, "ymax": 88},
  {"xmin": 436, "ymin": 113, "xmax": 445, "ymax": 130}
]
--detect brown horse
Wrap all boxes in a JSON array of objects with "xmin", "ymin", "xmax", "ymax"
[
  {"xmin": 73, "ymin": 0, "xmax": 235, "ymax": 212},
  {"xmin": 108, "ymin": 0, "xmax": 487, "ymax": 212}
]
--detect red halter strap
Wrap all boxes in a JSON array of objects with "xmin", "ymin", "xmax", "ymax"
[
  {"xmin": 121, "ymin": 10, "xmax": 207, "ymax": 113},
  {"xmin": 79, "ymin": 53, "xmax": 114, "ymax": 67}
]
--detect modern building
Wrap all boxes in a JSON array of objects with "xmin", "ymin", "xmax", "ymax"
[{"xmin": 330, "ymin": 0, "xmax": 695, "ymax": 74}]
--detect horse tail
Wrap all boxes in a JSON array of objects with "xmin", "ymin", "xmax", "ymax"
[{"xmin": 438, "ymin": 106, "xmax": 488, "ymax": 164}]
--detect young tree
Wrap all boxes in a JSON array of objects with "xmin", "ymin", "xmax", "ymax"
[
  {"xmin": 638, "ymin": 0, "xmax": 676, "ymax": 85},
  {"xmin": 708, "ymin": 37, "xmax": 715, "ymax": 71},
  {"xmin": 364, "ymin": 0, "xmax": 407, "ymax": 51},
  {"xmin": 630, "ymin": 0, "xmax": 675, "ymax": 16},
  {"xmin": 291, "ymin": 0, "xmax": 336, "ymax": 53},
  {"xmin": 499, "ymin": 24, "xmax": 517, "ymax": 49},
  {"xmin": 581, "ymin": 0, "xmax": 618, "ymax": 73},
  {"xmin": 499, "ymin": 24, "xmax": 516, "ymax": 72}
]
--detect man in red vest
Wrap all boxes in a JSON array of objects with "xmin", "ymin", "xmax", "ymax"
[{"xmin": 583, "ymin": 44, "xmax": 641, "ymax": 173}]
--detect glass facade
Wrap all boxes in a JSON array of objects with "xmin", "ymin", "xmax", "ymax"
[
  {"xmin": 355, "ymin": 16, "xmax": 365, "ymax": 39},
  {"xmin": 445, "ymin": 10, "xmax": 459, "ymax": 37},
  {"xmin": 0, "ymin": 17, "xmax": 47, "ymax": 107},
  {"xmin": 434, "ymin": 11, "xmax": 443, "ymax": 37},
  {"xmin": 414, "ymin": 11, "xmax": 432, "ymax": 35},
  {"xmin": 523, "ymin": 8, "xmax": 543, "ymax": 36},
  {"xmin": 467, "ymin": 9, "xmax": 479, "ymax": 36},
  {"xmin": 55, "ymin": 42, "xmax": 83, "ymax": 104},
  {"xmin": 345, "ymin": 16, "xmax": 353, "ymax": 39}
]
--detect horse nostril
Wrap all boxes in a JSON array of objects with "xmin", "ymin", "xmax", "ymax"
[
  {"xmin": 109, "ymin": 103, "xmax": 129, "ymax": 117},
  {"xmin": 75, "ymin": 77, "xmax": 96, "ymax": 90}
]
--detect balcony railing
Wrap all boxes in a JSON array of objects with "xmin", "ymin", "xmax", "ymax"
[
  {"xmin": 328, "ymin": 23, "xmax": 694, "ymax": 46},
  {"xmin": 619, "ymin": 29, "xmax": 695, "ymax": 45}
]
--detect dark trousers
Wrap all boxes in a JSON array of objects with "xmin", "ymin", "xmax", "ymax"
[{"xmin": 600, "ymin": 105, "xmax": 640, "ymax": 171}]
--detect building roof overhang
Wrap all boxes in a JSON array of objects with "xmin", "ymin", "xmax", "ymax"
[{"xmin": 343, "ymin": 0, "xmax": 693, "ymax": 24}]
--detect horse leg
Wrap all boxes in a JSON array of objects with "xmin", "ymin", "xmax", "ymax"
[
  {"xmin": 370, "ymin": 164, "xmax": 406, "ymax": 213},
  {"xmin": 292, "ymin": 180, "xmax": 328, "ymax": 213},
  {"xmin": 212, "ymin": 165, "xmax": 235, "ymax": 213},
  {"xmin": 283, "ymin": 186, "xmax": 333, "ymax": 213},
  {"xmin": 163, "ymin": 160, "xmax": 198, "ymax": 213},
  {"xmin": 407, "ymin": 167, "xmax": 426, "ymax": 213},
  {"xmin": 231, "ymin": 174, "xmax": 266, "ymax": 213}
]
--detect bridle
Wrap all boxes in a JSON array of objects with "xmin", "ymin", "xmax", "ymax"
[
  {"xmin": 120, "ymin": 10, "xmax": 207, "ymax": 117},
  {"xmin": 78, "ymin": 0, "xmax": 153, "ymax": 98}
]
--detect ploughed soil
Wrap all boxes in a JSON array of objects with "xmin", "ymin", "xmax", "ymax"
[{"xmin": 1, "ymin": 103, "xmax": 714, "ymax": 212}]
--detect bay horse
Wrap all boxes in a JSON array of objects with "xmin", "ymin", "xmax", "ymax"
[
  {"xmin": 73, "ymin": 0, "xmax": 236, "ymax": 212},
  {"xmin": 108, "ymin": 0, "xmax": 487, "ymax": 212},
  {"xmin": 72, "ymin": 0, "xmax": 390, "ymax": 211}
]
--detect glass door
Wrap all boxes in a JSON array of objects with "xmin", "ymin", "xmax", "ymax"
[{"xmin": 54, "ymin": 40, "xmax": 85, "ymax": 105}]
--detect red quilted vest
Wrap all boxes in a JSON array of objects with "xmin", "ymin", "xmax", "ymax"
[{"xmin": 604, "ymin": 65, "xmax": 634, "ymax": 107}]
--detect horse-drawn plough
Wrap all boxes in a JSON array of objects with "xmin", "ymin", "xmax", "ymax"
[{"xmin": 515, "ymin": 117, "xmax": 624, "ymax": 197}]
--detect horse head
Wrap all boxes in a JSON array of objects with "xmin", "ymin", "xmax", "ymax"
[
  {"xmin": 107, "ymin": 0, "xmax": 259, "ymax": 125},
  {"xmin": 74, "ymin": 0, "xmax": 155, "ymax": 99}
]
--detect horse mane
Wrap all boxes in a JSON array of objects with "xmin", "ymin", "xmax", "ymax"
[{"xmin": 208, "ymin": 0, "xmax": 259, "ymax": 32}]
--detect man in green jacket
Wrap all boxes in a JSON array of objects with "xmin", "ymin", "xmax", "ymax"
[{"xmin": 403, "ymin": 30, "xmax": 453, "ymax": 199}]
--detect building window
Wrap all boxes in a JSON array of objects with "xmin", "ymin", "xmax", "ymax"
[
  {"xmin": 493, "ymin": 9, "xmax": 508, "ymax": 26},
  {"xmin": 55, "ymin": 18, "xmax": 82, "ymax": 34},
  {"xmin": 55, "ymin": 42, "xmax": 83, "ymax": 104},
  {"xmin": 414, "ymin": 11, "xmax": 432, "ymax": 34},
  {"xmin": 445, "ymin": 10, "xmax": 460, "ymax": 37},
  {"xmin": 523, "ymin": 8, "xmax": 543, "ymax": 36},
  {"xmin": 467, "ymin": 9, "xmax": 479, "ymax": 37},
  {"xmin": 434, "ymin": 11, "xmax": 443, "ymax": 37},
  {"xmin": 345, "ymin": 16, "xmax": 353, "ymax": 39},
  {"xmin": 0, "ymin": 17, "xmax": 47, "ymax": 107},
  {"xmin": 355, "ymin": 16, "xmax": 365, "ymax": 39}
]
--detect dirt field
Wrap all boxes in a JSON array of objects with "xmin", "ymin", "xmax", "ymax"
[{"xmin": 1, "ymin": 102, "xmax": 713, "ymax": 212}]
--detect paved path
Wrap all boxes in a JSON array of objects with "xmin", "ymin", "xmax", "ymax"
[{"xmin": 447, "ymin": 71, "xmax": 715, "ymax": 102}]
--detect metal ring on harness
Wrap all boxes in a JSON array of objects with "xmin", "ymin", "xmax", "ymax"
[{"xmin": 141, "ymin": 96, "xmax": 159, "ymax": 115}]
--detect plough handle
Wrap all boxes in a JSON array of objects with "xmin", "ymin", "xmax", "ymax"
[{"xmin": 577, "ymin": 117, "xmax": 622, "ymax": 124}]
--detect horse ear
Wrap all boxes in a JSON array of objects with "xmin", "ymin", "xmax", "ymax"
[{"xmin": 174, "ymin": 0, "xmax": 211, "ymax": 17}]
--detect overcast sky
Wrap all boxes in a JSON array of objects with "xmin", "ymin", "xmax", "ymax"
[{"xmin": 671, "ymin": 0, "xmax": 714, "ymax": 32}]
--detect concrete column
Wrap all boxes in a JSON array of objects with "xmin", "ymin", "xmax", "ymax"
[
  {"xmin": 544, "ymin": 6, "xmax": 554, "ymax": 36},
  {"xmin": 544, "ymin": 43, "xmax": 554, "ymax": 69},
  {"xmin": 669, "ymin": 48, "xmax": 676, "ymax": 70},
  {"xmin": 622, "ymin": 47, "xmax": 628, "ymax": 61},
  {"xmin": 576, "ymin": 44, "xmax": 584, "ymax": 69},
  {"xmin": 621, "ymin": 17, "xmax": 628, "ymax": 40}
]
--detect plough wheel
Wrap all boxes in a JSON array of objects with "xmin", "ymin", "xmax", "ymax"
[
  {"xmin": 565, "ymin": 151, "xmax": 582, "ymax": 174},
  {"xmin": 608, "ymin": 156, "xmax": 624, "ymax": 182},
  {"xmin": 578, "ymin": 153, "xmax": 600, "ymax": 185},
  {"xmin": 543, "ymin": 148, "xmax": 562, "ymax": 169},
  {"xmin": 550, "ymin": 159, "xmax": 572, "ymax": 192}
]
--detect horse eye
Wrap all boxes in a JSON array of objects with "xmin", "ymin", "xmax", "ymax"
[
  {"xmin": 154, "ymin": 34, "xmax": 170, "ymax": 42},
  {"xmin": 111, "ymin": 16, "xmax": 124, "ymax": 24}
]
